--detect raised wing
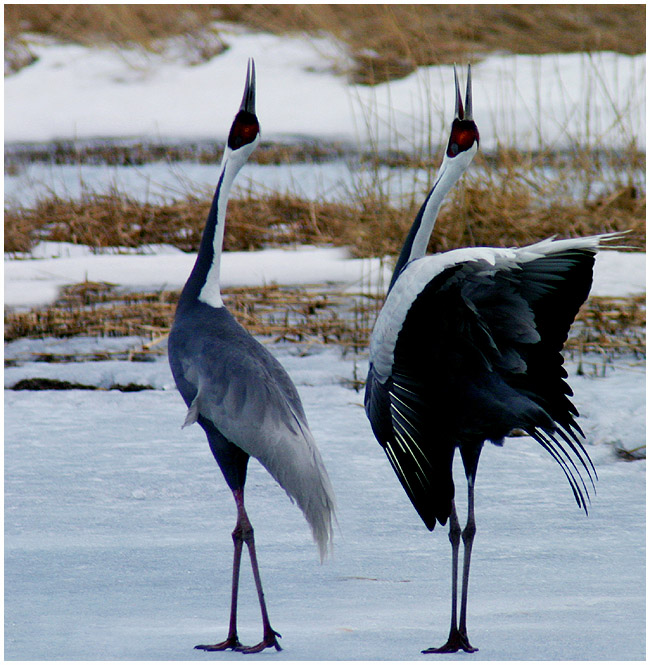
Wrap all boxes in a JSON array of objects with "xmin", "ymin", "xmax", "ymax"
[{"xmin": 366, "ymin": 235, "xmax": 613, "ymax": 528}]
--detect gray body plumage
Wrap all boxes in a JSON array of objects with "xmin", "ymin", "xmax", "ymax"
[
  {"xmin": 169, "ymin": 302, "xmax": 335, "ymax": 558},
  {"xmin": 169, "ymin": 59, "xmax": 334, "ymax": 653}
]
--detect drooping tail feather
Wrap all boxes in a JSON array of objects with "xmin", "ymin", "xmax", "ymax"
[{"xmin": 254, "ymin": 414, "xmax": 336, "ymax": 561}]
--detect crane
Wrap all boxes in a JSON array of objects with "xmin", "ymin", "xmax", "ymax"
[
  {"xmin": 168, "ymin": 59, "xmax": 335, "ymax": 654},
  {"xmin": 364, "ymin": 64, "xmax": 617, "ymax": 653}
]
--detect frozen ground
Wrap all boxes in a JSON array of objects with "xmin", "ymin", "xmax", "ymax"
[
  {"xmin": 5, "ymin": 23, "xmax": 646, "ymax": 662},
  {"xmin": 4, "ymin": 238, "xmax": 646, "ymax": 661},
  {"xmin": 4, "ymin": 342, "xmax": 645, "ymax": 661}
]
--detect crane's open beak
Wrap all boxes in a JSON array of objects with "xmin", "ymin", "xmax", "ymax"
[
  {"xmin": 227, "ymin": 59, "xmax": 260, "ymax": 151},
  {"xmin": 240, "ymin": 58, "xmax": 256, "ymax": 115},
  {"xmin": 453, "ymin": 64, "xmax": 473, "ymax": 121}
]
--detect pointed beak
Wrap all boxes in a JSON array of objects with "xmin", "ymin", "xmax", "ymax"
[
  {"xmin": 453, "ymin": 63, "xmax": 473, "ymax": 121},
  {"xmin": 240, "ymin": 58, "xmax": 256, "ymax": 115},
  {"xmin": 454, "ymin": 64, "xmax": 464, "ymax": 120},
  {"xmin": 464, "ymin": 64, "xmax": 473, "ymax": 121}
]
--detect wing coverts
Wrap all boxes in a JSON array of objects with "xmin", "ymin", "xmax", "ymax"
[
  {"xmin": 170, "ymin": 305, "xmax": 335, "ymax": 559},
  {"xmin": 366, "ymin": 237, "xmax": 607, "ymax": 529}
]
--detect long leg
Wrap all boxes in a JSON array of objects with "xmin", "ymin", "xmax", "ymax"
[
  {"xmin": 458, "ymin": 475, "xmax": 477, "ymax": 650},
  {"xmin": 422, "ymin": 502, "xmax": 467, "ymax": 654},
  {"xmin": 423, "ymin": 478, "xmax": 478, "ymax": 653},
  {"xmin": 448, "ymin": 503, "xmax": 461, "ymax": 636},
  {"xmin": 195, "ymin": 489, "xmax": 246, "ymax": 651},
  {"xmin": 238, "ymin": 529, "xmax": 282, "ymax": 653},
  {"xmin": 234, "ymin": 490, "xmax": 282, "ymax": 654}
]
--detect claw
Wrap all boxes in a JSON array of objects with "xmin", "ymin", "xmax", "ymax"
[
  {"xmin": 422, "ymin": 628, "xmax": 477, "ymax": 654},
  {"xmin": 235, "ymin": 629, "xmax": 282, "ymax": 654},
  {"xmin": 195, "ymin": 635, "xmax": 242, "ymax": 651}
]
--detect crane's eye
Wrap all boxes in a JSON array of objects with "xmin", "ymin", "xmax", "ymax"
[
  {"xmin": 449, "ymin": 143, "xmax": 459, "ymax": 156},
  {"xmin": 228, "ymin": 111, "xmax": 260, "ymax": 150}
]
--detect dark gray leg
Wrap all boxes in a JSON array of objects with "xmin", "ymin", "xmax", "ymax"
[
  {"xmin": 448, "ymin": 503, "xmax": 461, "ymax": 635},
  {"xmin": 422, "ymin": 502, "xmax": 461, "ymax": 653},
  {"xmin": 238, "ymin": 528, "xmax": 282, "ymax": 653},
  {"xmin": 423, "ymin": 478, "xmax": 478, "ymax": 653},
  {"xmin": 232, "ymin": 489, "xmax": 282, "ymax": 654},
  {"xmin": 195, "ymin": 489, "xmax": 246, "ymax": 651},
  {"xmin": 458, "ymin": 476, "xmax": 477, "ymax": 650}
]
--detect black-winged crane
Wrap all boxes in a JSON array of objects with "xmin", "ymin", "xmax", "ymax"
[
  {"xmin": 168, "ymin": 60, "xmax": 335, "ymax": 654},
  {"xmin": 364, "ymin": 65, "xmax": 617, "ymax": 653}
]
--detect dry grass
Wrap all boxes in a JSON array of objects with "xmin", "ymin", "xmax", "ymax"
[
  {"xmin": 4, "ymin": 4, "xmax": 221, "ymax": 50},
  {"xmin": 5, "ymin": 4, "xmax": 645, "ymax": 83},
  {"xmin": 5, "ymin": 174, "xmax": 643, "ymax": 257},
  {"xmin": 566, "ymin": 295, "xmax": 646, "ymax": 356},
  {"xmin": 220, "ymin": 4, "xmax": 646, "ymax": 83},
  {"xmin": 430, "ymin": 175, "xmax": 646, "ymax": 254},
  {"xmin": 4, "ymin": 190, "xmax": 354, "ymax": 254},
  {"xmin": 4, "ymin": 281, "xmax": 645, "ymax": 368},
  {"xmin": 3, "ymin": 281, "xmax": 381, "ymax": 356},
  {"xmin": 4, "ymin": 281, "xmax": 177, "ymax": 344},
  {"xmin": 3, "ymin": 139, "xmax": 350, "ymax": 173}
]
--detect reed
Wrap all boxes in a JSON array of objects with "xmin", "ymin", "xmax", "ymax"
[
  {"xmin": 5, "ymin": 172, "xmax": 645, "ymax": 258},
  {"xmin": 5, "ymin": 281, "xmax": 645, "ymax": 362}
]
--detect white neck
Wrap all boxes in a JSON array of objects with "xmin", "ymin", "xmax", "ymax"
[
  {"xmin": 198, "ymin": 140, "xmax": 257, "ymax": 308},
  {"xmin": 407, "ymin": 145, "xmax": 477, "ymax": 262}
]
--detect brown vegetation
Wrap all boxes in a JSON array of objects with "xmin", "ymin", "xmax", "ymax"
[
  {"xmin": 5, "ymin": 4, "xmax": 645, "ymax": 83},
  {"xmin": 5, "ymin": 177, "xmax": 645, "ymax": 258},
  {"xmin": 4, "ymin": 4, "xmax": 222, "ymax": 51},
  {"xmin": 5, "ymin": 280, "xmax": 645, "ymax": 364},
  {"xmin": 220, "ymin": 4, "xmax": 646, "ymax": 83}
]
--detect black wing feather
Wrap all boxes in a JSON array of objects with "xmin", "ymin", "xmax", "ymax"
[{"xmin": 365, "ymin": 246, "xmax": 597, "ymax": 530}]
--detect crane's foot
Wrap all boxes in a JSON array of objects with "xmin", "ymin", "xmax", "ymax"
[
  {"xmin": 422, "ymin": 628, "xmax": 477, "ymax": 654},
  {"xmin": 235, "ymin": 628, "xmax": 282, "ymax": 654},
  {"xmin": 195, "ymin": 635, "xmax": 242, "ymax": 651}
]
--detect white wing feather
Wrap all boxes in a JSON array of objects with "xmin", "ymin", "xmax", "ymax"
[{"xmin": 370, "ymin": 233, "xmax": 618, "ymax": 383}]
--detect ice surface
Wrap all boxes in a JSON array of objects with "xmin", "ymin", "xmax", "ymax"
[
  {"xmin": 4, "ymin": 345, "xmax": 645, "ymax": 660},
  {"xmin": 592, "ymin": 250, "xmax": 646, "ymax": 297},
  {"xmin": 4, "ymin": 24, "xmax": 646, "ymax": 662}
]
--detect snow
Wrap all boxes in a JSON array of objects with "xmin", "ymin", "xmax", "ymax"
[
  {"xmin": 5, "ymin": 24, "xmax": 646, "ymax": 662},
  {"xmin": 4, "ymin": 242, "xmax": 393, "ymax": 309},
  {"xmin": 4, "ymin": 345, "xmax": 646, "ymax": 660},
  {"xmin": 4, "ymin": 240, "xmax": 644, "ymax": 311},
  {"xmin": 5, "ymin": 29, "xmax": 645, "ymax": 151},
  {"xmin": 592, "ymin": 250, "xmax": 647, "ymax": 297}
]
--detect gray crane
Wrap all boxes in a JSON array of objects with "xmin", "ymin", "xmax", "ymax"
[
  {"xmin": 364, "ymin": 65, "xmax": 618, "ymax": 653},
  {"xmin": 168, "ymin": 59, "xmax": 335, "ymax": 654}
]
